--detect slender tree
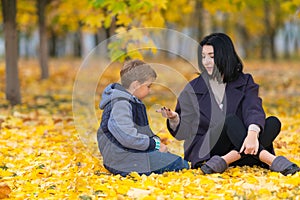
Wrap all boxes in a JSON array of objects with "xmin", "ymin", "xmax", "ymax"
[
  {"xmin": 37, "ymin": 0, "xmax": 49, "ymax": 79},
  {"xmin": 1, "ymin": 0, "xmax": 21, "ymax": 105},
  {"xmin": 195, "ymin": 0, "xmax": 205, "ymax": 42}
]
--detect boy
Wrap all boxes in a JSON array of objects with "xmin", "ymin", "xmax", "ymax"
[{"xmin": 97, "ymin": 59, "xmax": 189, "ymax": 176}]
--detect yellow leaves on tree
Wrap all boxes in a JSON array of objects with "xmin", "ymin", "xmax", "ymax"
[
  {"xmin": 83, "ymin": 13, "xmax": 105, "ymax": 30},
  {"xmin": 116, "ymin": 13, "xmax": 132, "ymax": 26},
  {"xmin": 164, "ymin": 0, "xmax": 194, "ymax": 25}
]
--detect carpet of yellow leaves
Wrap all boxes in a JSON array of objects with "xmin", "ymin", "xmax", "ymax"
[{"xmin": 0, "ymin": 59, "xmax": 300, "ymax": 199}]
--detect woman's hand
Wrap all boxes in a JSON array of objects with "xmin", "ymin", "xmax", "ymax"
[
  {"xmin": 156, "ymin": 107, "xmax": 178, "ymax": 120},
  {"xmin": 159, "ymin": 143, "xmax": 168, "ymax": 152},
  {"xmin": 239, "ymin": 130, "xmax": 259, "ymax": 155}
]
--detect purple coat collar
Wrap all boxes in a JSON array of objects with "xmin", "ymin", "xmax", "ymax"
[{"xmin": 190, "ymin": 73, "xmax": 248, "ymax": 120}]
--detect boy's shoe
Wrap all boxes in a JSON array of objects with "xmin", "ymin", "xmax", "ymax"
[
  {"xmin": 270, "ymin": 156, "xmax": 300, "ymax": 176},
  {"xmin": 200, "ymin": 155, "xmax": 228, "ymax": 174}
]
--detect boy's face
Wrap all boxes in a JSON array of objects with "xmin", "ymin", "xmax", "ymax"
[{"xmin": 133, "ymin": 80, "xmax": 153, "ymax": 100}]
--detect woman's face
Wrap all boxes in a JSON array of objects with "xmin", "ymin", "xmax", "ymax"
[{"xmin": 202, "ymin": 45, "xmax": 215, "ymax": 75}]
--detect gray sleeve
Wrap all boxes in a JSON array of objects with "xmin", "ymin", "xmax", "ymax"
[
  {"xmin": 176, "ymin": 89, "xmax": 200, "ymax": 140},
  {"xmin": 108, "ymin": 100, "xmax": 150, "ymax": 151},
  {"xmin": 168, "ymin": 84, "xmax": 200, "ymax": 140}
]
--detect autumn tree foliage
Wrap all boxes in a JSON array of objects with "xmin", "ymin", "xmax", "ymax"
[{"xmin": 201, "ymin": 0, "xmax": 300, "ymax": 58}]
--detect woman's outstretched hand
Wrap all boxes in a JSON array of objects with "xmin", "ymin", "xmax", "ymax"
[
  {"xmin": 239, "ymin": 130, "xmax": 259, "ymax": 155},
  {"xmin": 156, "ymin": 107, "xmax": 178, "ymax": 120},
  {"xmin": 159, "ymin": 143, "xmax": 168, "ymax": 153}
]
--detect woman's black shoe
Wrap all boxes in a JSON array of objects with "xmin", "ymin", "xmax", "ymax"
[
  {"xmin": 270, "ymin": 156, "xmax": 300, "ymax": 176},
  {"xmin": 200, "ymin": 164, "xmax": 214, "ymax": 174},
  {"xmin": 280, "ymin": 164, "xmax": 300, "ymax": 176}
]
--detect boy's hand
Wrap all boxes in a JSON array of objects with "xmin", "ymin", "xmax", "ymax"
[
  {"xmin": 156, "ymin": 107, "xmax": 178, "ymax": 120},
  {"xmin": 159, "ymin": 143, "xmax": 168, "ymax": 153}
]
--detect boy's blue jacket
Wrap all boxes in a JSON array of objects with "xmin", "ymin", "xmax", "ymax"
[{"xmin": 98, "ymin": 83, "xmax": 181, "ymax": 175}]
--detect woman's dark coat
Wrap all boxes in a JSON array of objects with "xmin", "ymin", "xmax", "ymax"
[{"xmin": 167, "ymin": 72, "xmax": 266, "ymax": 167}]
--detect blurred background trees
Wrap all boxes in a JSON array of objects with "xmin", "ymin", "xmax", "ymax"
[
  {"xmin": 0, "ymin": 0, "xmax": 300, "ymax": 105},
  {"xmin": 1, "ymin": 0, "xmax": 299, "ymax": 59}
]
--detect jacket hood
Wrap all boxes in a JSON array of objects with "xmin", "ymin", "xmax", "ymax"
[{"xmin": 99, "ymin": 83, "xmax": 138, "ymax": 109}]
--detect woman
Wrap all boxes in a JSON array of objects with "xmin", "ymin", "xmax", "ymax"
[{"xmin": 158, "ymin": 33, "xmax": 300, "ymax": 175}]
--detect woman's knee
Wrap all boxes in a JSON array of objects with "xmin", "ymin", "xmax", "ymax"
[
  {"xmin": 266, "ymin": 116, "xmax": 281, "ymax": 131},
  {"xmin": 261, "ymin": 116, "xmax": 281, "ymax": 145},
  {"xmin": 223, "ymin": 114, "xmax": 247, "ymax": 147}
]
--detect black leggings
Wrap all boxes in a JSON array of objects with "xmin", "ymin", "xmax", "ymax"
[{"xmin": 210, "ymin": 115, "xmax": 281, "ymax": 167}]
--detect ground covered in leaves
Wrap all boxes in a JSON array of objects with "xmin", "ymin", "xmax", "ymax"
[{"xmin": 0, "ymin": 59, "xmax": 300, "ymax": 199}]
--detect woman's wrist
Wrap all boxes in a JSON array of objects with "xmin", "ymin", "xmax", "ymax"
[
  {"xmin": 248, "ymin": 124, "xmax": 260, "ymax": 138},
  {"xmin": 248, "ymin": 130, "xmax": 259, "ymax": 138},
  {"xmin": 168, "ymin": 113, "xmax": 179, "ymax": 121},
  {"xmin": 168, "ymin": 113, "xmax": 180, "ymax": 131},
  {"xmin": 169, "ymin": 114, "xmax": 177, "ymax": 120}
]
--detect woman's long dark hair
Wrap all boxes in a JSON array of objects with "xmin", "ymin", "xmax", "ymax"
[{"xmin": 198, "ymin": 33, "xmax": 243, "ymax": 83}]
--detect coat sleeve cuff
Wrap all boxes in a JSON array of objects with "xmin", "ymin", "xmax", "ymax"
[{"xmin": 147, "ymin": 138, "xmax": 157, "ymax": 151}]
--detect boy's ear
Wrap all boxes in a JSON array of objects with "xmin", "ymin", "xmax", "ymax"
[{"xmin": 131, "ymin": 80, "xmax": 140, "ymax": 90}]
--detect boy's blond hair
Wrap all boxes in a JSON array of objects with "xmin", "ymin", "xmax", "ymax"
[{"xmin": 120, "ymin": 59, "xmax": 157, "ymax": 89}]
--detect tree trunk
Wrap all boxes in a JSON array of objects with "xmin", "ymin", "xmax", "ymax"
[
  {"xmin": 222, "ymin": 13, "xmax": 230, "ymax": 34},
  {"xmin": 270, "ymin": 31, "xmax": 277, "ymax": 59},
  {"xmin": 271, "ymin": 0, "xmax": 281, "ymax": 60},
  {"xmin": 1, "ymin": 0, "xmax": 21, "ymax": 105},
  {"xmin": 262, "ymin": 0, "xmax": 278, "ymax": 60},
  {"xmin": 236, "ymin": 22, "xmax": 250, "ymax": 58},
  {"xmin": 195, "ymin": 0, "xmax": 204, "ymax": 42},
  {"xmin": 96, "ymin": 27, "xmax": 108, "ymax": 44},
  {"xmin": 37, "ymin": 0, "xmax": 49, "ymax": 79},
  {"xmin": 76, "ymin": 29, "xmax": 82, "ymax": 57},
  {"xmin": 49, "ymin": 29, "xmax": 57, "ymax": 57},
  {"xmin": 260, "ymin": 36, "xmax": 267, "ymax": 59},
  {"xmin": 284, "ymin": 30, "xmax": 291, "ymax": 59}
]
